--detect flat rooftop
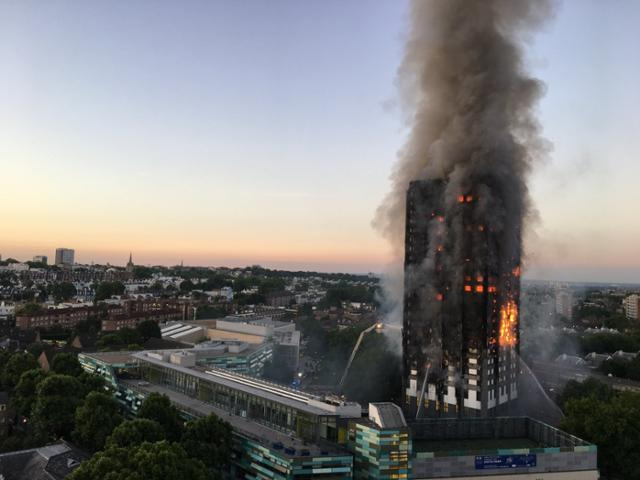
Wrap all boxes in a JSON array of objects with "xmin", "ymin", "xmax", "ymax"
[
  {"xmin": 413, "ymin": 438, "xmax": 540, "ymax": 453},
  {"xmin": 121, "ymin": 379, "xmax": 347, "ymax": 459},
  {"xmin": 80, "ymin": 351, "xmax": 137, "ymax": 365},
  {"xmin": 409, "ymin": 417, "xmax": 593, "ymax": 456},
  {"xmin": 131, "ymin": 351, "xmax": 360, "ymax": 417}
]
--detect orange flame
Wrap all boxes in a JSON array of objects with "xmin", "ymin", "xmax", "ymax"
[{"xmin": 499, "ymin": 300, "xmax": 518, "ymax": 347}]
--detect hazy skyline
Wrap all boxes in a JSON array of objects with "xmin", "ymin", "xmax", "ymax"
[{"xmin": 2, "ymin": 1, "xmax": 639, "ymax": 282}]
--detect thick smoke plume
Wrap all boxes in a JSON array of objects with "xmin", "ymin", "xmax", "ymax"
[{"xmin": 375, "ymin": 0, "xmax": 553, "ymax": 333}]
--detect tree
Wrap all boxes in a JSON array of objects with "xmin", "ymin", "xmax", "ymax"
[
  {"xmin": 32, "ymin": 374, "xmax": 84, "ymax": 439},
  {"xmin": 68, "ymin": 441, "xmax": 212, "ymax": 480},
  {"xmin": 137, "ymin": 393, "xmax": 184, "ymax": 441},
  {"xmin": 202, "ymin": 274, "xmax": 232, "ymax": 290},
  {"xmin": 48, "ymin": 282, "xmax": 77, "ymax": 303},
  {"xmin": 136, "ymin": 320, "xmax": 161, "ymax": 341},
  {"xmin": 97, "ymin": 328, "xmax": 142, "ymax": 350},
  {"xmin": 94, "ymin": 281, "xmax": 125, "ymax": 302},
  {"xmin": 133, "ymin": 266, "xmax": 153, "ymax": 279},
  {"xmin": 72, "ymin": 392, "xmax": 123, "ymax": 452},
  {"xmin": 580, "ymin": 333, "xmax": 639, "ymax": 355},
  {"xmin": 106, "ymin": 419, "xmax": 165, "ymax": 449},
  {"xmin": 235, "ymin": 292, "xmax": 265, "ymax": 306},
  {"xmin": 561, "ymin": 391, "xmax": 640, "ymax": 479},
  {"xmin": 180, "ymin": 414, "xmax": 232, "ymax": 471},
  {"xmin": 557, "ymin": 378, "xmax": 613, "ymax": 410},
  {"xmin": 1, "ymin": 352, "xmax": 39, "ymax": 390},
  {"xmin": 97, "ymin": 333, "xmax": 123, "ymax": 350},
  {"xmin": 26, "ymin": 342, "xmax": 46, "ymax": 358},
  {"xmin": 15, "ymin": 303, "xmax": 44, "ymax": 315},
  {"xmin": 195, "ymin": 305, "xmax": 225, "ymax": 320},
  {"xmin": 180, "ymin": 280, "xmax": 195, "ymax": 292},
  {"xmin": 117, "ymin": 327, "xmax": 143, "ymax": 345},
  {"xmin": 342, "ymin": 334, "xmax": 402, "ymax": 404},
  {"xmin": 319, "ymin": 283, "xmax": 376, "ymax": 309},
  {"xmin": 11, "ymin": 369, "xmax": 48, "ymax": 417},
  {"xmin": 78, "ymin": 371, "xmax": 106, "ymax": 396},
  {"xmin": 51, "ymin": 352, "xmax": 83, "ymax": 377},
  {"xmin": 257, "ymin": 277, "xmax": 285, "ymax": 295}
]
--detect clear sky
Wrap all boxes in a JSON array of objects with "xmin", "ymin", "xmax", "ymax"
[{"xmin": 1, "ymin": 1, "xmax": 638, "ymax": 282}]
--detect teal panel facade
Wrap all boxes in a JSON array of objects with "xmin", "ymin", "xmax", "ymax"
[{"xmin": 348, "ymin": 421, "xmax": 411, "ymax": 480}]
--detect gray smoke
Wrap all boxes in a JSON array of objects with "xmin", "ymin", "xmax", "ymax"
[{"xmin": 375, "ymin": 0, "xmax": 554, "ymax": 331}]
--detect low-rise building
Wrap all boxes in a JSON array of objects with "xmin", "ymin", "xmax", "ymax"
[
  {"xmin": 0, "ymin": 441, "xmax": 87, "ymax": 479},
  {"xmin": 79, "ymin": 348, "xmax": 361, "ymax": 480},
  {"xmin": 266, "ymin": 291, "xmax": 295, "ymax": 308},
  {"xmin": 584, "ymin": 352, "xmax": 611, "ymax": 368},
  {"xmin": 78, "ymin": 349, "xmax": 598, "ymax": 480},
  {"xmin": 102, "ymin": 309, "xmax": 184, "ymax": 332},
  {"xmin": 16, "ymin": 306, "xmax": 91, "ymax": 330},
  {"xmin": 0, "ymin": 302, "xmax": 14, "ymax": 321}
]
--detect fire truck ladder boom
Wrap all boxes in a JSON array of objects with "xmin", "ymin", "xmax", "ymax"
[{"xmin": 338, "ymin": 323, "xmax": 378, "ymax": 390}]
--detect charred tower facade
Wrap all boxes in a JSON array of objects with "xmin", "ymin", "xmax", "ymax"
[{"xmin": 403, "ymin": 180, "xmax": 521, "ymax": 419}]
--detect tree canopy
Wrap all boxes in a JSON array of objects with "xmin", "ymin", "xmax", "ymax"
[
  {"xmin": 32, "ymin": 374, "xmax": 85, "ymax": 439},
  {"xmin": 11, "ymin": 368, "xmax": 48, "ymax": 417},
  {"xmin": 73, "ymin": 392, "xmax": 123, "ymax": 452},
  {"xmin": 51, "ymin": 352, "xmax": 84, "ymax": 377},
  {"xmin": 560, "ymin": 378, "xmax": 640, "ymax": 479},
  {"xmin": 137, "ymin": 393, "xmax": 184, "ymax": 441},
  {"xmin": 136, "ymin": 320, "xmax": 161, "ymax": 341},
  {"xmin": 68, "ymin": 441, "xmax": 212, "ymax": 480},
  {"xmin": 1, "ymin": 352, "xmax": 38, "ymax": 390},
  {"xmin": 94, "ymin": 281, "xmax": 125, "ymax": 302},
  {"xmin": 47, "ymin": 282, "xmax": 77, "ymax": 303},
  {"xmin": 180, "ymin": 414, "xmax": 232, "ymax": 470},
  {"xmin": 106, "ymin": 419, "xmax": 165, "ymax": 449}
]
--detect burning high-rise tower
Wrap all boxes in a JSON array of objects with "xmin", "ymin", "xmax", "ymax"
[
  {"xmin": 373, "ymin": 0, "xmax": 552, "ymax": 418},
  {"xmin": 403, "ymin": 180, "xmax": 521, "ymax": 418}
]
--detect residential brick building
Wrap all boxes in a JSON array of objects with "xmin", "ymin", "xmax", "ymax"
[{"xmin": 15, "ymin": 306, "xmax": 91, "ymax": 330}]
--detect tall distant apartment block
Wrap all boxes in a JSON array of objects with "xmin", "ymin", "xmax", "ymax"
[
  {"xmin": 32, "ymin": 255, "xmax": 48, "ymax": 265},
  {"xmin": 623, "ymin": 294, "xmax": 639, "ymax": 320},
  {"xmin": 555, "ymin": 288, "xmax": 573, "ymax": 320},
  {"xmin": 403, "ymin": 180, "xmax": 521, "ymax": 419},
  {"xmin": 55, "ymin": 248, "xmax": 75, "ymax": 266}
]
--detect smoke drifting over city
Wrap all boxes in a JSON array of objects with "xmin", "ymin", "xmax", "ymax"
[{"xmin": 376, "ymin": 0, "xmax": 554, "ymax": 332}]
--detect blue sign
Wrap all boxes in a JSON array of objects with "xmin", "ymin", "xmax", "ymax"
[{"xmin": 475, "ymin": 454, "xmax": 536, "ymax": 470}]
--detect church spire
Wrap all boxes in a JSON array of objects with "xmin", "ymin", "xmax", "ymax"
[{"xmin": 126, "ymin": 252, "xmax": 134, "ymax": 273}]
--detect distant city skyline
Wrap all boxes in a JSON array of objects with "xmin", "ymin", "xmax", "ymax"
[{"xmin": 2, "ymin": 1, "xmax": 639, "ymax": 282}]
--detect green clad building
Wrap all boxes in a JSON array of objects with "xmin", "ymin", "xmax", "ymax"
[
  {"xmin": 78, "ymin": 349, "xmax": 597, "ymax": 480},
  {"xmin": 79, "ymin": 349, "xmax": 359, "ymax": 480},
  {"xmin": 349, "ymin": 403, "xmax": 411, "ymax": 480}
]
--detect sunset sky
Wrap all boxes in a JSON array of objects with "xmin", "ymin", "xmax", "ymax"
[{"xmin": 1, "ymin": 1, "xmax": 639, "ymax": 282}]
